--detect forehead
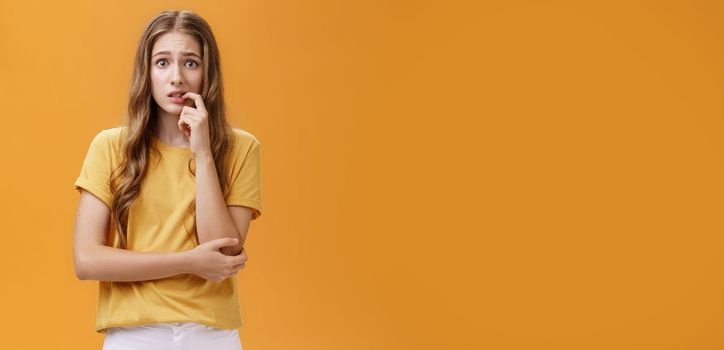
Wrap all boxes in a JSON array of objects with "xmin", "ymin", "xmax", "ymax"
[{"xmin": 151, "ymin": 31, "xmax": 201, "ymax": 56}]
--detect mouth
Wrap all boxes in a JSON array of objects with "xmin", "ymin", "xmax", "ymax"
[
  {"xmin": 168, "ymin": 93, "xmax": 187, "ymax": 104},
  {"xmin": 167, "ymin": 92, "xmax": 186, "ymax": 98}
]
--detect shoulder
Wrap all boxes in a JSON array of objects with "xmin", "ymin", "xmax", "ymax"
[
  {"xmin": 91, "ymin": 126, "xmax": 123, "ymax": 141},
  {"xmin": 228, "ymin": 127, "xmax": 261, "ymax": 150},
  {"xmin": 89, "ymin": 126, "xmax": 125, "ymax": 154},
  {"xmin": 225, "ymin": 128, "xmax": 261, "ymax": 169},
  {"xmin": 229, "ymin": 127, "xmax": 260, "ymax": 143}
]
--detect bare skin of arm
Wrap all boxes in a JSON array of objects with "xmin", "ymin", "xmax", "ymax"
[
  {"xmin": 175, "ymin": 92, "xmax": 256, "ymax": 256},
  {"xmin": 195, "ymin": 154, "xmax": 251, "ymax": 256},
  {"xmin": 73, "ymin": 190, "xmax": 247, "ymax": 283}
]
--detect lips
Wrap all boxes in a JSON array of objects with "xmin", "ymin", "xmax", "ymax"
[
  {"xmin": 167, "ymin": 91, "xmax": 187, "ymax": 98},
  {"xmin": 169, "ymin": 95, "xmax": 186, "ymax": 105}
]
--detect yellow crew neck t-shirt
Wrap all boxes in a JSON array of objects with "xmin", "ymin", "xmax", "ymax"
[{"xmin": 73, "ymin": 126, "xmax": 262, "ymax": 334}]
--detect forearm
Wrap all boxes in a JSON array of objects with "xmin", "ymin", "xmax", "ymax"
[
  {"xmin": 77, "ymin": 245, "xmax": 192, "ymax": 282},
  {"xmin": 195, "ymin": 154, "xmax": 244, "ymax": 255}
]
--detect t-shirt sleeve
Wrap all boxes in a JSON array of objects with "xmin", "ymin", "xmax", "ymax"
[
  {"xmin": 226, "ymin": 138, "xmax": 263, "ymax": 220},
  {"xmin": 74, "ymin": 131, "xmax": 113, "ymax": 208}
]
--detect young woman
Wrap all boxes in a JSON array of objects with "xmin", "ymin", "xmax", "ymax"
[{"xmin": 72, "ymin": 10, "xmax": 262, "ymax": 349}]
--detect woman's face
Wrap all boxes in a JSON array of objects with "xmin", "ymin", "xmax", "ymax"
[{"xmin": 150, "ymin": 31, "xmax": 203, "ymax": 117}]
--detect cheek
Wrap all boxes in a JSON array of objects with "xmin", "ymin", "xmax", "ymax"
[
  {"xmin": 150, "ymin": 70, "xmax": 162, "ymax": 88},
  {"xmin": 150, "ymin": 74, "xmax": 167, "ymax": 102},
  {"xmin": 190, "ymin": 72, "xmax": 203, "ymax": 90}
]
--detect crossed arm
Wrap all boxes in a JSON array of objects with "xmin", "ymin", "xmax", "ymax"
[
  {"xmin": 73, "ymin": 149, "xmax": 255, "ymax": 281},
  {"xmin": 72, "ymin": 189, "xmax": 253, "ymax": 282},
  {"xmin": 194, "ymin": 154, "xmax": 252, "ymax": 256}
]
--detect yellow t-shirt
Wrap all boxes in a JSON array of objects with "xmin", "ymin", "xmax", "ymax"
[{"xmin": 73, "ymin": 126, "xmax": 262, "ymax": 334}]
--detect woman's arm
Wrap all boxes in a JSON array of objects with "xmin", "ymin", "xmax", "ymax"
[
  {"xmin": 194, "ymin": 155, "xmax": 245, "ymax": 256},
  {"xmin": 73, "ymin": 190, "xmax": 193, "ymax": 282},
  {"xmin": 76, "ymin": 245, "xmax": 192, "ymax": 282}
]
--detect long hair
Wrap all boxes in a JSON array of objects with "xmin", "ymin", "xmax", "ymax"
[{"xmin": 109, "ymin": 10, "xmax": 233, "ymax": 249}]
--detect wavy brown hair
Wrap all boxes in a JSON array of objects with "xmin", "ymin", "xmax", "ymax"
[{"xmin": 109, "ymin": 10, "xmax": 233, "ymax": 249}]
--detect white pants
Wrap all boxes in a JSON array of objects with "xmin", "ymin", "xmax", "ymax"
[{"xmin": 102, "ymin": 322, "xmax": 242, "ymax": 350}]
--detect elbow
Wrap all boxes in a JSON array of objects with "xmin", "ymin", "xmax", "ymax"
[
  {"xmin": 219, "ymin": 244, "xmax": 244, "ymax": 256},
  {"xmin": 219, "ymin": 235, "xmax": 245, "ymax": 256},
  {"xmin": 74, "ymin": 262, "xmax": 87, "ymax": 280},
  {"xmin": 73, "ymin": 250, "xmax": 93, "ymax": 280}
]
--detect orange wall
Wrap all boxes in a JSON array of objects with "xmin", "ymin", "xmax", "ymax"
[{"xmin": 2, "ymin": 0, "xmax": 724, "ymax": 349}]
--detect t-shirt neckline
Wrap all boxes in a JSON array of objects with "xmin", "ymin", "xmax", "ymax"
[{"xmin": 150, "ymin": 134, "xmax": 192, "ymax": 156}]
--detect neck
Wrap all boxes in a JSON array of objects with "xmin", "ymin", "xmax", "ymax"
[{"xmin": 154, "ymin": 109, "xmax": 189, "ymax": 147}]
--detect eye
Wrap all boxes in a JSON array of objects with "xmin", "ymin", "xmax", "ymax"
[
  {"xmin": 155, "ymin": 58, "xmax": 168, "ymax": 68},
  {"xmin": 186, "ymin": 60, "xmax": 199, "ymax": 68}
]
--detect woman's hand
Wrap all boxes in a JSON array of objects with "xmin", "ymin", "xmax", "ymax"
[
  {"xmin": 186, "ymin": 237, "xmax": 248, "ymax": 283},
  {"xmin": 178, "ymin": 91, "xmax": 212, "ymax": 159}
]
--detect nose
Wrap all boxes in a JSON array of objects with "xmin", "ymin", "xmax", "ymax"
[{"xmin": 170, "ymin": 64, "xmax": 184, "ymax": 86}]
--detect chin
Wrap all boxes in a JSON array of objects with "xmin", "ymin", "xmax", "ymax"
[{"xmin": 162, "ymin": 104, "xmax": 182, "ymax": 115}]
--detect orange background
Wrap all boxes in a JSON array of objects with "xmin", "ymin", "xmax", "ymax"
[{"xmin": 1, "ymin": 0, "xmax": 724, "ymax": 348}]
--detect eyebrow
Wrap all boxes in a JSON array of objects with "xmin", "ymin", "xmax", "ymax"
[{"xmin": 152, "ymin": 50, "xmax": 201, "ymax": 59}]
